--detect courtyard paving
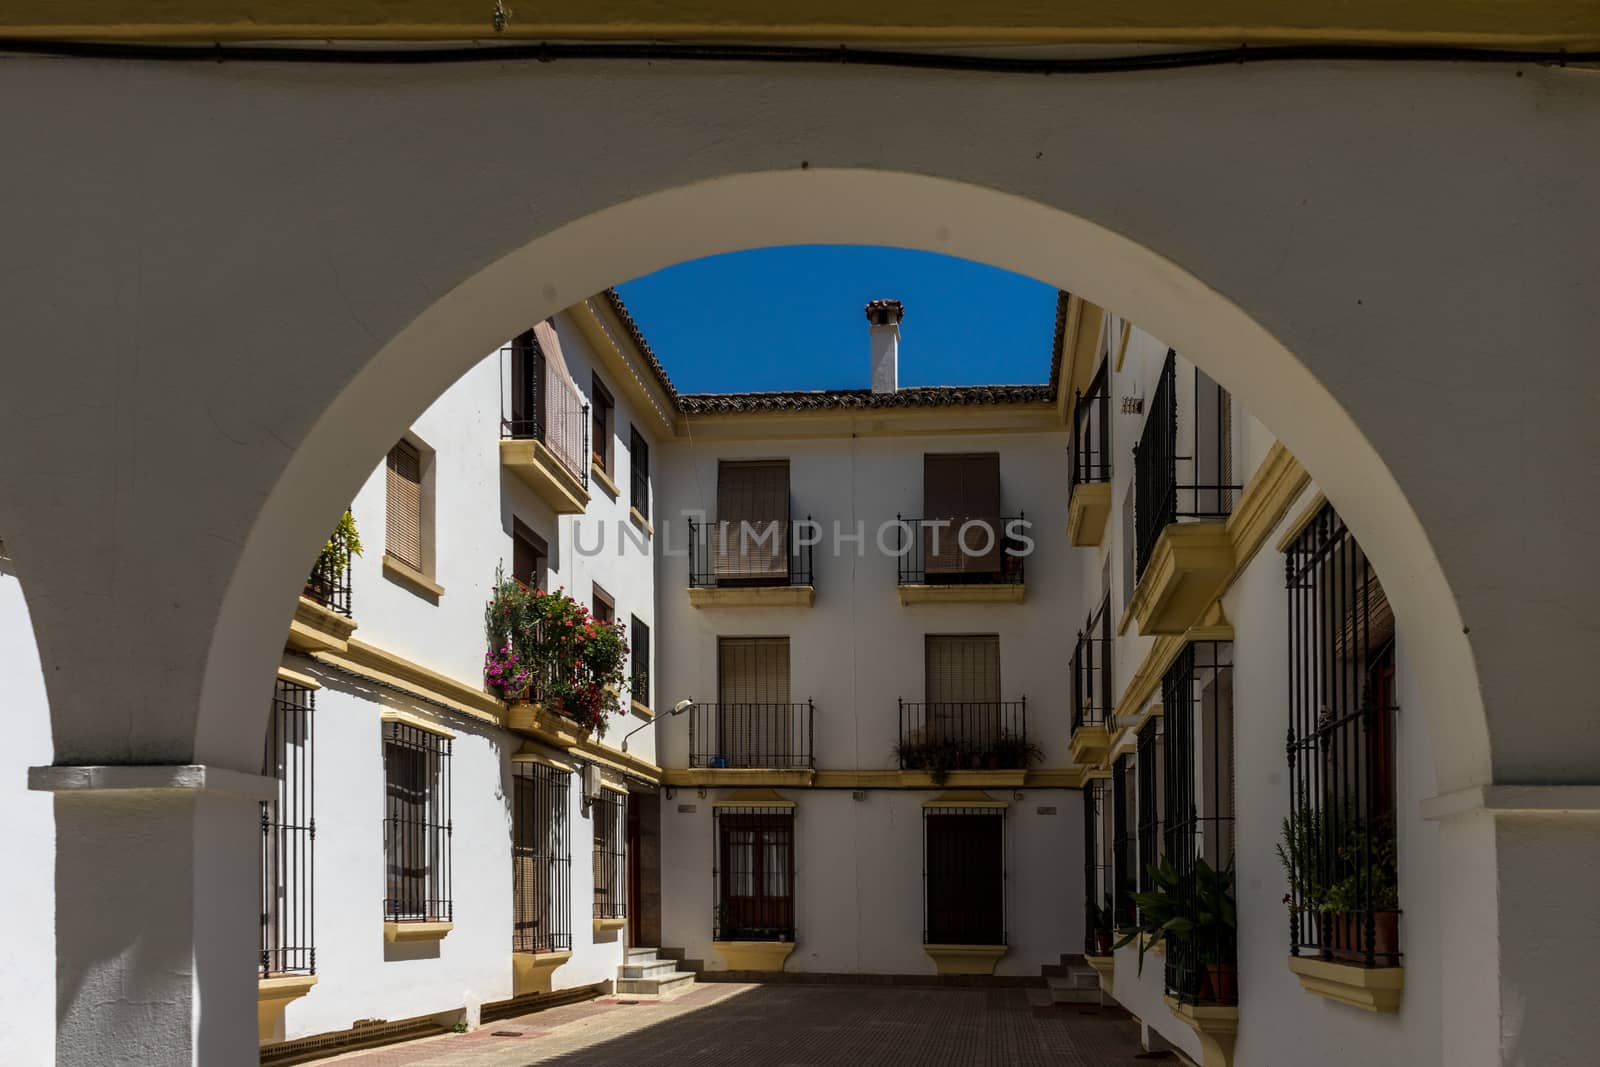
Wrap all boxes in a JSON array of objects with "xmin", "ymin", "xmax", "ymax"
[{"xmin": 317, "ymin": 983, "xmax": 1170, "ymax": 1066}]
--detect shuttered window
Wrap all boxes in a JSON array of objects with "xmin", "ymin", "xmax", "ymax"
[
  {"xmin": 925, "ymin": 634, "xmax": 1000, "ymax": 705},
  {"xmin": 630, "ymin": 426, "xmax": 650, "ymax": 519},
  {"xmin": 718, "ymin": 638, "xmax": 791, "ymax": 767},
  {"xmin": 591, "ymin": 375, "xmax": 613, "ymax": 473},
  {"xmin": 385, "ymin": 441, "xmax": 423, "ymax": 570},
  {"xmin": 715, "ymin": 460, "xmax": 790, "ymax": 581},
  {"xmin": 923, "ymin": 453, "xmax": 1001, "ymax": 575}
]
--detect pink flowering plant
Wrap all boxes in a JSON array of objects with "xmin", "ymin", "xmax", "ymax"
[{"xmin": 484, "ymin": 567, "xmax": 629, "ymax": 736}]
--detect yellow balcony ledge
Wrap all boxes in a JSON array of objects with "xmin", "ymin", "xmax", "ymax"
[
  {"xmin": 689, "ymin": 584, "xmax": 814, "ymax": 608},
  {"xmin": 715, "ymin": 940, "xmax": 796, "ymax": 972},
  {"xmin": 1083, "ymin": 953, "xmax": 1115, "ymax": 993},
  {"xmin": 900, "ymin": 768, "xmax": 1028, "ymax": 788},
  {"xmin": 898, "ymin": 583, "xmax": 1025, "ymax": 606},
  {"xmin": 1067, "ymin": 481, "xmax": 1113, "ymax": 547},
  {"xmin": 1164, "ymin": 997, "xmax": 1238, "ymax": 1067},
  {"xmin": 1070, "ymin": 722, "xmax": 1111, "ymax": 767},
  {"xmin": 258, "ymin": 974, "xmax": 317, "ymax": 1044},
  {"xmin": 593, "ymin": 916, "xmax": 626, "ymax": 935},
  {"xmin": 924, "ymin": 944, "xmax": 1007, "ymax": 976},
  {"xmin": 500, "ymin": 438, "xmax": 590, "ymax": 515},
  {"xmin": 384, "ymin": 920, "xmax": 452, "ymax": 943},
  {"xmin": 591, "ymin": 462, "xmax": 620, "ymax": 499},
  {"xmin": 506, "ymin": 701, "xmax": 591, "ymax": 749},
  {"xmin": 661, "ymin": 767, "xmax": 817, "ymax": 788},
  {"xmin": 287, "ymin": 595, "xmax": 357, "ymax": 654},
  {"xmin": 1126, "ymin": 521, "xmax": 1233, "ymax": 635},
  {"xmin": 1287, "ymin": 956, "xmax": 1404, "ymax": 1012},
  {"xmin": 382, "ymin": 553, "xmax": 444, "ymax": 599},
  {"xmin": 513, "ymin": 950, "xmax": 572, "ymax": 996}
]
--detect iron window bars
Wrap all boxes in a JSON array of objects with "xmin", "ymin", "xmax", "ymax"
[
  {"xmin": 1083, "ymin": 777, "xmax": 1112, "ymax": 955},
  {"xmin": 630, "ymin": 615, "xmax": 650, "ymax": 709},
  {"xmin": 592, "ymin": 789, "xmax": 626, "ymax": 922},
  {"xmin": 499, "ymin": 329, "xmax": 592, "ymax": 488},
  {"xmin": 1069, "ymin": 360, "xmax": 1112, "ymax": 491},
  {"xmin": 1111, "ymin": 753, "xmax": 1137, "ymax": 929},
  {"xmin": 687, "ymin": 514, "xmax": 815, "ymax": 589},
  {"xmin": 895, "ymin": 513, "xmax": 1027, "ymax": 586},
  {"xmin": 261, "ymin": 678, "xmax": 315, "ymax": 978},
  {"xmin": 714, "ymin": 805, "xmax": 796, "ymax": 943},
  {"xmin": 630, "ymin": 426, "xmax": 650, "ymax": 520},
  {"xmin": 1162, "ymin": 641, "xmax": 1237, "ymax": 1005},
  {"xmin": 688, "ymin": 701, "xmax": 815, "ymax": 769},
  {"xmin": 1137, "ymin": 717, "xmax": 1163, "ymax": 899},
  {"xmin": 512, "ymin": 761, "xmax": 572, "ymax": 953},
  {"xmin": 303, "ymin": 545, "xmax": 352, "ymax": 618},
  {"xmin": 898, "ymin": 699, "xmax": 1028, "ymax": 771},
  {"xmin": 924, "ymin": 804, "xmax": 1006, "ymax": 945},
  {"xmin": 382, "ymin": 721, "xmax": 452, "ymax": 924},
  {"xmin": 1133, "ymin": 350, "xmax": 1240, "ymax": 582},
  {"xmin": 1072, "ymin": 591, "xmax": 1114, "ymax": 732},
  {"xmin": 1286, "ymin": 503, "xmax": 1401, "ymax": 968}
]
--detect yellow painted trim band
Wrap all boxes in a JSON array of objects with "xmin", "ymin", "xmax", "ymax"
[
  {"xmin": 9, "ymin": 3, "xmax": 1600, "ymax": 48},
  {"xmin": 276, "ymin": 663, "xmax": 322, "ymax": 690},
  {"xmin": 1275, "ymin": 490, "xmax": 1329, "ymax": 553},
  {"xmin": 677, "ymin": 404, "xmax": 1065, "ymax": 442},
  {"xmin": 712, "ymin": 786, "xmax": 795, "ymax": 808},
  {"xmin": 314, "ymin": 638, "xmax": 504, "ymax": 725},
  {"xmin": 379, "ymin": 709, "xmax": 456, "ymax": 740},
  {"xmin": 660, "ymin": 767, "xmax": 1088, "ymax": 789},
  {"xmin": 510, "ymin": 744, "xmax": 577, "ymax": 774}
]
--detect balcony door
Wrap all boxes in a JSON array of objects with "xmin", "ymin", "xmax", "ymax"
[
  {"xmin": 923, "ymin": 453, "xmax": 1002, "ymax": 578},
  {"xmin": 715, "ymin": 460, "xmax": 790, "ymax": 584},
  {"xmin": 718, "ymin": 637, "xmax": 791, "ymax": 768},
  {"xmin": 925, "ymin": 634, "xmax": 1001, "ymax": 748}
]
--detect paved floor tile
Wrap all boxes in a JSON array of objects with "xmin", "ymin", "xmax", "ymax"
[{"xmin": 317, "ymin": 984, "xmax": 1168, "ymax": 1066}]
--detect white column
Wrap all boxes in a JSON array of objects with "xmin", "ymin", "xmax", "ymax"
[
  {"xmin": 1427, "ymin": 785, "xmax": 1600, "ymax": 1067},
  {"xmin": 33, "ymin": 765, "xmax": 273, "ymax": 1067}
]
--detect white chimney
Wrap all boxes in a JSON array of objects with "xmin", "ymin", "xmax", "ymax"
[{"xmin": 865, "ymin": 299, "xmax": 903, "ymax": 394}]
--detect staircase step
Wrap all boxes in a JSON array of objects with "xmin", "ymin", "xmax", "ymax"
[
  {"xmin": 615, "ymin": 971, "xmax": 697, "ymax": 999},
  {"xmin": 621, "ymin": 959, "xmax": 679, "ymax": 979},
  {"xmin": 626, "ymin": 946, "xmax": 661, "ymax": 960},
  {"xmin": 657, "ymin": 947, "xmax": 705, "ymax": 974},
  {"xmin": 1048, "ymin": 976, "xmax": 1100, "ymax": 1003}
]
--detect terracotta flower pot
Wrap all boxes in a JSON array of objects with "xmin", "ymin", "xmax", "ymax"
[
  {"xmin": 1321, "ymin": 910, "xmax": 1400, "ymax": 962},
  {"xmin": 1203, "ymin": 963, "xmax": 1238, "ymax": 1005}
]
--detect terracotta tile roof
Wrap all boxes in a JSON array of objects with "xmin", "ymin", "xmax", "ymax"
[
  {"xmin": 678, "ymin": 384, "xmax": 1054, "ymax": 414},
  {"xmin": 598, "ymin": 288, "xmax": 1066, "ymax": 417}
]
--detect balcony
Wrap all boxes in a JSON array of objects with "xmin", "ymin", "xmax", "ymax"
[
  {"xmin": 895, "ymin": 515, "xmax": 1026, "ymax": 605},
  {"xmin": 1128, "ymin": 351, "xmax": 1239, "ymax": 634},
  {"xmin": 684, "ymin": 701, "xmax": 815, "ymax": 785},
  {"xmin": 897, "ymin": 699, "xmax": 1031, "ymax": 786},
  {"xmin": 499, "ymin": 333, "xmax": 591, "ymax": 515},
  {"xmin": 687, "ymin": 515, "xmax": 815, "ymax": 608},
  {"xmin": 1067, "ymin": 370, "xmax": 1112, "ymax": 547},
  {"xmin": 1069, "ymin": 606, "xmax": 1113, "ymax": 767},
  {"xmin": 287, "ymin": 553, "xmax": 357, "ymax": 653}
]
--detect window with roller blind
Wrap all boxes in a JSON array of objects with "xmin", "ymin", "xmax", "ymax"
[
  {"xmin": 385, "ymin": 439, "xmax": 433, "ymax": 578},
  {"xmin": 714, "ymin": 460, "xmax": 790, "ymax": 584},
  {"xmin": 718, "ymin": 637, "xmax": 791, "ymax": 765},
  {"xmin": 923, "ymin": 453, "xmax": 1003, "ymax": 579},
  {"xmin": 924, "ymin": 634, "xmax": 1002, "ymax": 746},
  {"xmin": 630, "ymin": 426, "xmax": 650, "ymax": 520}
]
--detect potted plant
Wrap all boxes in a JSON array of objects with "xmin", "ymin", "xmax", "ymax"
[
  {"xmin": 1112, "ymin": 856, "xmax": 1237, "ymax": 1004},
  {"xmin": 1088, "ymin": 896, "xmax": 1115, "ymax": 955},
  {"xmin": 1276, "ymin": 806, "xmax": 1400, "ymax": 961},
  {"xmin": 893, "ymin": 737, "xmax": 962, "ymax": 785},
  {"xmin": 306, "ymin": 510, "xmax": 362, "ymax": 601},
  {"xmin": 991, "ymin": 730, "xmax": 1044, "ymax": 771}
]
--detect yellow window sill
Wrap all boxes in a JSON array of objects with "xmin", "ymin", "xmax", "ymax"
[
  {"xmin": 512, "ymin": 950, "xmax": 572, "ymax": 996},
  {"xmin": 382, "ymin": 553, "xmax": 445, "ymax": 598},
  {"xmin": 383, "ymin": 920, "xmax": 453, "ymax": 943},
  {"xmin": 715, "ymin": 940, "xmax": 796, "ymax": 972},
  {"xmin": 591, "ymin": 463, "xmax": 620, "ymax": 499},
  {"xmin": 258, "ymin": 974, "xmax": 318, "ymax": 1044},
  {"xmin": 1163, "ymin": 997, "xmax": 1238, "ymax": 1067},
  {"xmin": 630, "ymin": 699, "xmax": 655, "ymax": 720},
  {"xmin": 1287, "ymin": 956, "xmax": 1404, "ymax": 1012},
  {"xmin": 923, "ymin": 943, "xmax": 1007, "ymax": 975},
  {"xmin": 629, "ymin": 505, "xmax": 654, "ymax": 537},
  {"xmin": 593, "ymin": 916, "xmax": 626, "ymax": 935}
]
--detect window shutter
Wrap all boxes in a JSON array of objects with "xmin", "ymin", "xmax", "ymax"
[
  {"xmin": 923, "ymin": 453, "xmax": 1001, "ymax": 575},
  {"xmin": 719, "ymin": 637, "xmax": 791, "ymax": 705},
  {"xmin": 925, "ymin": 634, "xmax": 1000, "ymax": 705},
  {"xmin": 715, "ymin": 460, "xmax": 790, "ymax": 580},
  {"xmin": 386, "ymin": 441, "xmax": 423, "ymax": 570}
]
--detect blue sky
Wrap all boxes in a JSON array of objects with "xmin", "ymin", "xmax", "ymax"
[{"xmin": 614, "ymin": 246, "xmax": 1058, "ymax": 395}]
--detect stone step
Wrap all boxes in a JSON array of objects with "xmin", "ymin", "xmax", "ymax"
[
  {"xmin": 657, "ymin": 947, "xmax": 705, "ymax": 974},
  {"xmin": 626, "ymin": 946, "xmax": 661, "ymax": 961},
  {"xmin": 614, "ymin": 971, "xmax": 697, "ymax": 999},
  {"xmin": 621, "ymin": 959, "xmax": 680, "ymax": 979},
  {"xmin": 1047, "ymin": 976, "xmax": 1100, "ymax": 1003}
]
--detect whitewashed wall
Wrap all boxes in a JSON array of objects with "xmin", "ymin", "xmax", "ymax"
[
  {"xmin": 654, "ymin": 427, "xmax": 1085, "ymax": 972},
  {"xmin": 0, "ymin": 562, "xmax": 56, "ymax": 1066},
  {"xmin": 660, "ymin": 789, "xmax": 1081, "ymax": 976},
  {"xmin": 278, "ymin": 309, "xmax": 659, "ymax": 1039}
]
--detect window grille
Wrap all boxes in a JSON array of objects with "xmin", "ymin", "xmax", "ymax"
[
  {"xmin": 1161, "ymin": 641, "xmax": 1237, "ymax": 1004},
  {"xmin": 1072, "ymin": 591, "xmax": 1114, "ymax": 731},
  {"xmin": 630, "ymin": 615, "xmax": 650, "ymax": 708},
  {"xmin": 591, "ymin": 374, "xmax": 613, "ymax": 473},
  {"xmin": 592, "ymin": 789, "xmax": 626, "ymax": 922},
  {"xmin": 512, "ymin": 761, "xmax": 572, "ymax": 953},
  {"xmin": 1137, "ymin": 718, "xmax": 1163, "ymax": 897},
  {"xmin": 923, "ymin": 805, "xmax": 1005, "ymax": 945},
  {"xmin": 262, "ymin": 679, "xmax": 315, "ymax": 977},
  {"xmin": 1286, "ymin": 503, "xmax": 1400, "ymax": 967},
  {"xmin": 1070, "ymin": 360, "xmax": 1112, "ymax": 490},
  {"xmin": 382, "ymin": 722, "xmax": 451, "ymax": 924},
  {"xmin": 303, "ymin": 512, "xmax": 353, "ymax": 618},
  {"xmin": 630, "ymin": 426, "xmax": 649, "ymax": 520},
  {"xmin": 1133, "ymin": 350, "xmax": 1239, "ymax": 581},
  {"xmin": 714, "ymin": 806, "xmax": 795, "ymax": 943},
  {"xmin": 1083, "ymin": 777, "xmax": 1111, "ymax": 955},
  {"xmin": 1111, "ymin": 753, "xmax": 1136, "ymax": 928},
  {"xmin": 385, "ymin": 441, "xmax": 423, "ymax": 571}
]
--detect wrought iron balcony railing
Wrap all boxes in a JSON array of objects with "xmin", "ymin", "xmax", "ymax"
[
  {"xmin": 499, "ymin": 332, "xmax": 591, "ymax": 488},
  {"xmin": 688, "ymin": 516, "xmax": 815, "ymax": 589},
  {"xmin": 1069, "ymin": 368, "xmax": 1112, "ymax": 491},
  {"xmin": 895, "ymin": 515, "xmax": 1026, "ymax": 586},
  {"xmin": 303, "ymin": 552, "xmax": 352, "ymax": 618},
  {"xmin": 897, "ymin": 699, "xmax": 1029, "ymax": 771},
  {"xmin": 688, "ymin": 701, "xmax": 815, "ymax": 769},
  {"xmin": 1072, "ymin": 599, "xmax": 1113, "ymax": 733}
]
